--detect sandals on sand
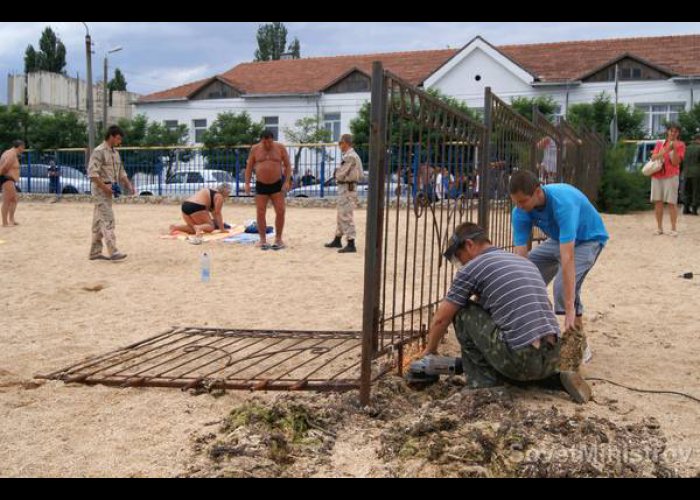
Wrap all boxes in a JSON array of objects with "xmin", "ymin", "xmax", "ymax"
[{"xmin": 271, "ymin": 242, "xmax": 286, "ymax": 251}]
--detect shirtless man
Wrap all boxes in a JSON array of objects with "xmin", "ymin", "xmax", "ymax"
[
  {"xmin": 0, "ymin": 140, "xmax": 26, "ymax": 227},
  {"xmin": 245, "ymin": 130, "xmax": 292, "ymax": 250},
  {"xmin": 169, "ymin": 184, "xmax": 231, "ymax": 241}
]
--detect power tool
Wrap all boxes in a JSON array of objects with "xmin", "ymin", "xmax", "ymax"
[{"xmin": 405, "ymin": 354, "xmax": 463, "ymax": 387}]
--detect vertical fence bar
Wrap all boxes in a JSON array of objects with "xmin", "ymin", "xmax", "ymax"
[
  {"xmin": 360, "ymin": 61, "xmax": 388, "ymax": 405},
  {"xmin": 478, "ymin": 87, "xmax": 492, "ymax": 232}
]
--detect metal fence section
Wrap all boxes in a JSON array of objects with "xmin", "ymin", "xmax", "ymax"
[
  {"xmin": 480, "ymin": 88, "xmax": 542, "ymax": 250},
  {"xmin": 18, "ymin": 144, "xmax": 367, "ymax": 199},
  {"xmin": 36, "ymin": 327, "xmax": 383, "ymax": 392},
  {"xmin": 360, "ymin": 63, "xmax": 487, "ymax": 402},
  {"xmin": 360, "ymin": 77, "xmax": 607, "ymax": 404}
]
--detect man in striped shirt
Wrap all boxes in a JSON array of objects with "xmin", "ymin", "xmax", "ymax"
[{"xmin": 421, "ymin": 221, "xmax": 591, "ymax": 403}]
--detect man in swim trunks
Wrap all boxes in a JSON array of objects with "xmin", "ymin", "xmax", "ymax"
[
  {"xmin": 170, "ymin": 184, "xmax": 231, "ymax": 239},
  {"xmin": 0, "ymin": 140, "xmax": 26, "ymax": 227},
  {"xmin": 245, "ymin": 130, "xmax": 292, "ymax": 250}
]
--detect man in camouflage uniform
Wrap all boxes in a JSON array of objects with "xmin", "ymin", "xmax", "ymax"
[
  {"xmin": 682, "ymin": 133, "xmax": 700, "ymax": 216},
  {"xmin": 420, "ymin": 221, "xmax": 592, "ymax": 403},
  {"xmin": 325, "ymin": 134, "xmax": 362, "ymax": 254},
  {"xmin": 88, "ymin": 125, "xmax": 133, "ymax": 261}
]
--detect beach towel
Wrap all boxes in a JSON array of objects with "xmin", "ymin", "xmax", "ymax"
[
  {"xmin": 222, "ymin": 230, "xmax": 275, "ymax": 245},
  {"xmin": 159, "ymin": 224, "xmax": 244, "ymax": 242}
]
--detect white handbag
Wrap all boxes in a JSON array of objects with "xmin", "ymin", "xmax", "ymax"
[{"xmin": 642, "ymin": 158, "xmax": 663, "ymax": 176}]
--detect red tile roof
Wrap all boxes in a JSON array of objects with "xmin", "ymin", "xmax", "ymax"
[
  {"xmin": 498, "ymin": 34, "xmax": 700, "ymax": 82},
  {"xmin": 138, "ymin": 34, "xmax": 700, "ymax": 102}
]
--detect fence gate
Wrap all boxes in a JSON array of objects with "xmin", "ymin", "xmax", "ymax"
[{"xmin": 360, "ymin": 63, "xmax": 487, "ymax": 403}]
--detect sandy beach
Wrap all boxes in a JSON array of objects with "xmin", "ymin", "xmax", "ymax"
[{"xmin": 0, "ymin": 200, "xmax": 698, "ymax": 477}]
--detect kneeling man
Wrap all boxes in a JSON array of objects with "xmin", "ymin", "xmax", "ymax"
[{"xmin": 421, "ymin": 222, "xmax": 591, "ymax": 403}]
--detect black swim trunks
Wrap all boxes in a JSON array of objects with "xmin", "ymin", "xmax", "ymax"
[
  {"xmin": 0, "ymin": 175, "xmax": 16, "ymax": 187},
  {"xmin": 182, "ymin": 200, "xmax": 207, "ymax": 216},
  {"xmin": 255, "ymin": 179, "xmax": 283, "ymax": 195}
]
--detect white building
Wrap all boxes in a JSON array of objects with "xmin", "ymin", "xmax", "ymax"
[{"xmin": 135, "ymin": 34, "xmax": 700, "ymax": 143}]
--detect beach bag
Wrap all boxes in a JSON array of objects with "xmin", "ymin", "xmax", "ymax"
[{"xmin": 642, "ymin": 158, "xmax": 663, "ymax": 177}]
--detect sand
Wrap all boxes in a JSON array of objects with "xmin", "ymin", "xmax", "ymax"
[{"xmin": 0, "ymin": 200, "xmax": 698, "ymax": 477}]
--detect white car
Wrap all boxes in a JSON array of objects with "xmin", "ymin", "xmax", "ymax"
[
  {"xmin": 18, "ymin": 164, "xmax": 92, "ymax": 194},
  {"xmin": 287, "ymin": 178, "xmax": 408, "ymax": 199},
  {"xmin": 136, "ymin": 169, "xmax": 250, "ymax": 197}
]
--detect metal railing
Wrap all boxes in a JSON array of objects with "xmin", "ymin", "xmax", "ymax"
[{"xmin": 17, "ymin": 144, "xmax": 370, "ymax": 199}]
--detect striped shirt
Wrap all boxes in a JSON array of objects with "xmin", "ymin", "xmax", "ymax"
[{"xmin": 445, "ymin": 247, "xmax": 560, "ymax": 350}]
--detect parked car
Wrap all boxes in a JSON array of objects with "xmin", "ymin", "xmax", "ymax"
[
  {"xmin": 136, "ymin": 169, "xmax": 250, "ymax": 197},
  {"xmin": 17, "ymin": 164, "xmax": 92, "ymax": 194},
  {"xmin": 287, "ymin": 177, "xmax": 407, "ymax": 199}
]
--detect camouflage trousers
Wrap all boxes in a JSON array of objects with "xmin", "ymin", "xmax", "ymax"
[
  {"xmin": 335, "ymin": 189, "xmax": 357, "ymax": 240},
  {"xmin": 90, "ymin": 188, "xmax": 118, "ymax": 257},
  {"xmin": 453, "ymin": 301, "xmax": 561, "ymax": 389}
]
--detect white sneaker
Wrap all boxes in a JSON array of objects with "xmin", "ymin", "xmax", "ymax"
[{"xmin": 583, "ymin": 345, "xmax": 593, "ymax": 364}]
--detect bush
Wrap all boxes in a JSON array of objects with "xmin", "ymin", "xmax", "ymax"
[{"xmin": 598, "ymin": 144, "xmax": 650, "ymax": 214}]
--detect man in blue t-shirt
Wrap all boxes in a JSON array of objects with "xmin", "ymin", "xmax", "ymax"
[{"xmin": 509, "ymin": 170, "xmax": 608, "ymax": 362}]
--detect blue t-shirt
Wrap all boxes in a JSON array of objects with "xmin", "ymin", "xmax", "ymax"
[{"xmin": 512, "ymin": 184, "xmax": 609, "ymax": 247}]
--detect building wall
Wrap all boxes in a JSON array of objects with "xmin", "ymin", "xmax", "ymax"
[
  {"xmin": 6, "ymin": 72, "xmax": 139, "ymax": 124},
  {"xmin": 136, "ymin": 92, "xmax": 369, "ymax": 145}
]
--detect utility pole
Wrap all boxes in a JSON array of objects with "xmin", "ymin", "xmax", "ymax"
[
  {"xmin": 103, "ymin": 47, "xmax": 123, "ymax": 131},
  {"xmin": 82, "ymin": 22, "xmax": 95, "ymax": 156}
]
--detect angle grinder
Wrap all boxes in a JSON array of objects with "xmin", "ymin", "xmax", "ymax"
[{"xmin": 405, "ymin": 354, "xmax": 463, "ymax": 388}]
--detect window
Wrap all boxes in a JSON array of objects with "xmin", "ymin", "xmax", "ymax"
[
  {"xmin": 193, "ymin": 119, "xmax": 207, "ymax": 143},
  {"xmin": 164, "ymin": 120, "xmax": 179, "ymax": 131},
  {"xmin": 635, "ymin": 103, "xmax": 685, "ymax": 136},
  {"xmin": 323, "ymin": 113, "xmax": 341, "ymax": 142},
  {"xmin": 263, "ymin": 116, "xmax": 279, "ymax": 140},
  {"xmin": 186, "ymin": 172, "xmax": 205, "ymax": 184},
  {"xmin": 166, "ymin": 172, "xmax": 187, "ymax": 184}
]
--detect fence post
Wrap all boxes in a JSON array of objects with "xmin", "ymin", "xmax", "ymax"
[
  {"xmin": 478, "ymin": 87, "xmax": 492, "ymax": 232},
  {"xmin": 234, "ymin": 149, "xmax": 240, "ymax": 197},
  {"xmin": 360, "ymin": 61, "xmax": 388, "ymax": 406},
  {"xmin": 319, "ymin": 149, "xmax": 326, "ymax": 198},
  {"xmin": 27, "ymin": 151, "xmax": 32, "ymax": 193}
]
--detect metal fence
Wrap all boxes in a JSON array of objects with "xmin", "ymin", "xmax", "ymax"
[
  {"xmin": 17, "ymin": 144, "xmax": 370, "ymax": 199},
  {"xmin": 359, "ymin": 62, "xmax": 605, "ymax": 403}
]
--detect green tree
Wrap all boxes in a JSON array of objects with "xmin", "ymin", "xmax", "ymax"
[
  {"xmin": 566, "ymin": 92, "xmax": 645, "ymax": 141},
  {"xmin": 678, "ymin": 102, "xmax": 700, "ymax": 142},
  {"xmin": 24, "ymin": 46, "xmax": 38, "ymax": 73},
  {"xmin": 24, "ymin": 27, "xmax": 67, "ymax": 74},
  {"xmin": 349, "ymin": 88, "xmax": 480, "ymax": 153},
  {"xmin": 281, "ymin": 116, "xmax": 332, "ymax": 175},
  {"xmin": 254, "ymin": 22, "xmax": 291, "ymax": 61},
  {"xmin": 287, "ymin": 37, "xmax": 301, "ymax": 59},
  {"xmin": 0, "ymin": 105, "xmax": 31, "ymax": 151},
  {"xmin": 109, "ymin": 68, "xmax": 127, "ymax": 92},
  {"xmin": 510, "ymin": 95, "xmax": 559, "ymax": 122},
  {"xmin": 201, "ymin": 111, "xmax": 265, "ymax": 170},
  {"xmin": 114, "ymin": 114, "xmax": 188, "ymax": 178},
  {"xmin": 598, "ymin": 143, "xmax": 650, "ymax": 214},
  {"xmin": 26, "ymin": 110, "xmax": 87, "ymax": 151}
]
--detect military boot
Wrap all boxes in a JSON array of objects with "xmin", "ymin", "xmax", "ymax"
[
  {"xmin": 324, "ymin": 236, "xmax": 342, "ymax": 248},
  {"xmin": 692, "ymin": 206, "xmax": 698, "ymax": 216},
  {"xmin": 338, "ymin": 239, "xmax": 357, "ymax": 253},
  {"xmin": 683, "ymin": 204, "xmax": 692, "ymax": 215}
]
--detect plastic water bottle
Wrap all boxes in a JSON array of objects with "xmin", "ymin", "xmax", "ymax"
[{"xmin": 200, "ymin": 252, "xmax": 211, "ymax": 283}]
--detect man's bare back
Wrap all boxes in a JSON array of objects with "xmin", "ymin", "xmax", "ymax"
[{"xmin": 0, "ymin": 149, "xmax": 21, "ymax": 181}]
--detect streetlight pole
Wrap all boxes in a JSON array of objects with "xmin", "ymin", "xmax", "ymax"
[
  {"xmin": 103, "ymin": 46, "xmax": 122, "ymax": 131},
  {"xmin": 82, "ymin": 22, "xmax": 95, "ymax": 156}
]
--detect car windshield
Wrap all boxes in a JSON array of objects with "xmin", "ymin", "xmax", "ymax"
[{"xmin": 211, "ymin": 171, "xmax": 234, "ymax": 183}]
